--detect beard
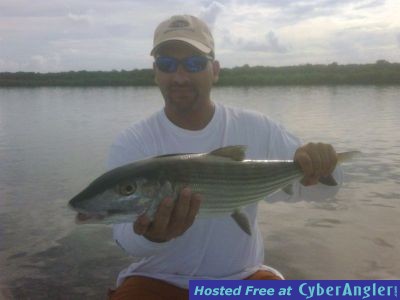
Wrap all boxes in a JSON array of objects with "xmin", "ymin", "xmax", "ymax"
[{"xmin": 162, "ymin": 84, "xmax": 201, "ymax": 114}]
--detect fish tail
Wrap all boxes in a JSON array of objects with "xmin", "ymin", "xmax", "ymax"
[
  {"xmin": 337, "ymin": 151, "xmax": 361, "ymax": 164},
  {"xmin": 317, "ymin": 151, "xmax": 361, "ymax": 186}
]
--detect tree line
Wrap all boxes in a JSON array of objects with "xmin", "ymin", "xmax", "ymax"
[{"xmin": 1, "ymin": 60, "xmax": 399, "ymax": 87}]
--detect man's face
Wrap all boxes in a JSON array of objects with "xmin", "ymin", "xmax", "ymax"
[{"xmin": 153, "ymin": 42, "xmax": 219, "ymax": 114}]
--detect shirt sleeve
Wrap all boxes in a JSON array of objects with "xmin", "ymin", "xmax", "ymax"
[
  {"xmin": 264, "ymin": 117, "xmax": 343, "ymax": 203},
  {"xmin": 107, "ymin": 129, "xmax": 173, "ymax": 257}
]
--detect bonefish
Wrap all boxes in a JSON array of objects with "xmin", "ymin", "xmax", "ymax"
[{"xmin": 69, "ymin": 145, "xmax": 359, "ymax": 235}]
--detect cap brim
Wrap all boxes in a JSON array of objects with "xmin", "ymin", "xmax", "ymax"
[{"xmin": 150, "ymin": 38, "xmax": 212, "ymax": 56}]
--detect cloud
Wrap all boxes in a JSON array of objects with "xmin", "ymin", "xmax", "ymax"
[
  {"xmin": 224, "ymin": 30, "xmax": 288, "ymax": 53},
  {"xmin": 328, "ymin": 25, "xmax": 400, "ymax": 63},
  {"xmin": 0, "ymin": 0, "xmax": 399, "ymax": 71},
  {"xmin": 27, "ymin": 54, "xmax": 61, "ymax": 72},
  {"xmin": 199, "ymin": 1, "xmax": 225, "ymax": 28},
  {"xmin": 242, "ymin": 31, "xmax": 288, "ymax": 53},
  {"xmin": 0, "ymin": 58, "xmax": 20, "ymax": 71},
  {"xmin": 355, "ymin": 0, "xmax": 386, "ymax": 10},
  {"xmin": 266, "ymin": 0, "xmax": 386, "ymax": 11},
  {"xmin": 240, "ymin": 0, "xmax": 387, "ymax": 25},
  {"xmin": 0, "ymin": 0, "xmax": 66, "ymax": 17},
  {"xmin": 66, "ymin": 12, "xmax": 93, "ymax": 25}
]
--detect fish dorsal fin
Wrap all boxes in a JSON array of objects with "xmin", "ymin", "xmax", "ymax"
[{"xmin": 209, "ymin": 145, "xmax": 246, "ymax": 161}]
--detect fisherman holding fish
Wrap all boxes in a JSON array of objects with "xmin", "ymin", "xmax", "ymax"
[{"xmin": 76, "ymin": 15, "xmax": 346, "ymax": 300}]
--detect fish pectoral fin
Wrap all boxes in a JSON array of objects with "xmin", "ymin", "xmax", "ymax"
[
  {"xmin": 318, "ymin": 174, "xmax": 338, "ymax": 186},
  {"xmin": 209, "ymin": 145, "xmax": 247, "ymax": 161},
  {"xmin": 231, "ymin": 209, "xmax": 252, "ymax": 235},
  {"xmin": 159, "ymin": 180, "xmax": 174, "ymax": 198},
  {"xmin": 282, "ymin": 184, "xmax": 294, "ymax": 195},
  {"xmin": 143, "ymin": 197, "xmax": 158, "ymax": 221},
  {"xmin": 146, "ymin": 181, "xmax": 177, "ymax": 221}
]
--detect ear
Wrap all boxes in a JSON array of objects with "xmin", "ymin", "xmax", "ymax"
[
  {"xmin": 153, "ymin": 62, "xmax": 159, "ymax": 85},
  {"xmin": 212, "ymin": 60, "xmax": 220, "ymax": 83}
]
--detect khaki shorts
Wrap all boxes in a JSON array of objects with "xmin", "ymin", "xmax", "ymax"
[{"xmin": 108, "ymin": 269, "xmax": 283, "ymax": 300}]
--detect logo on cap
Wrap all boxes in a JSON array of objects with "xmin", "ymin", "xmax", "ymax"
[{"xmin": 169, "ymin": 19, "xmax": 190, "ymax": 28}]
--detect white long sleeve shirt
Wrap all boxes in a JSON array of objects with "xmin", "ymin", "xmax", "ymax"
[{"xmin": 107, "ymin": 103, "xmax": 343, "ymax": 288}]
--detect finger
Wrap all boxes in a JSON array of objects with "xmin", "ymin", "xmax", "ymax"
[
  {"xmin": 318, "ymin": 144, "xmax": 331, "ymax": 177},
  {"xmin": 308, "ymin": 145, "xmax": 322, "ymax": 177},
  {"xmin": 150, "ymin": 197, "xmax": 174, "ymax": 236},
  {"xmin": 133, "ymin": 214, "xmax": 151, "ymax": 235},
  {"xmin": 295, "ymin": 148, "xmax": 314, "ymax": 177},
  {"xmin": 171, "ymin": 187, "xmax": 191, "ymax": 222},
  {"xmin": 327, "ymin": 145, "xmax": 338, "ymax": 175},
  {"xmin": 168, "ymin": 187, "xmax": 192, "ymax": 236},
  {"xmin": 185, "ymin": 193, "xmax": 203, "ymax": 227},
  {"xmin": 301, "ymin": 173, "xmax": 320, "ymax": 186},
  {"xmin": 318, "ymin": 144, "xmax": 337, "ymax": 176},
  {"xmin": 306, "ymin": 174, "xmax": 320, "ymax": 186}
]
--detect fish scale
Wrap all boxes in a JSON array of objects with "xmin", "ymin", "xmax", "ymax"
[{"xmin": 158, "ymin": 159, "xmax": 302, "ymax": 208}]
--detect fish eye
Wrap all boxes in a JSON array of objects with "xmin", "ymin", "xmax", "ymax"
[{"xmin": 116, "ymin": 181, "xmax": 136, "ymax": 196}]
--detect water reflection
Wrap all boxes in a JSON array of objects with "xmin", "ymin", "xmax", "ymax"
[
  {"xmin": 1, "ymin": 86, "xmax": 399, "ymax": 298},
  {"xmin": 6, "ymin": 227, "xmax": 132, "ymax": 299}
]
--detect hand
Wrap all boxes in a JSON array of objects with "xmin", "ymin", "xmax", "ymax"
[
  {"xmin": 294, "ymin": 143, "xmax": 338, "ymax": 186},
  {"xmin": 133, "ymin": 187, "xmax": 202, "ymax": 243}
]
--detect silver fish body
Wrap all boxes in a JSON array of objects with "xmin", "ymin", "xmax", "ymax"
[{"xmin": 69, "ymin": 145, "xmax": 358, "ymax": 234}]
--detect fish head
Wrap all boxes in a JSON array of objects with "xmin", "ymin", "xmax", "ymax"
[{"xmin": 69, "ymin": 177, "xmax": 156, "ymax": 224}]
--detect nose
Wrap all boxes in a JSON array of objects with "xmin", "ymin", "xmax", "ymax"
[{"xmin": 172, "ymin": 64, "xmax": 190, "ymax": 85}]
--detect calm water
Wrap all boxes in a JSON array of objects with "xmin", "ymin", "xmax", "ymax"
[{"xmin": 0, "ymin": 86, "xmax": 399, "ymax": 299}]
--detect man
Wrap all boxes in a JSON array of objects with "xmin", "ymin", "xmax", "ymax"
[{"xmin": 108, "ymin": 15, "xmax": 341, "ymax": 300}]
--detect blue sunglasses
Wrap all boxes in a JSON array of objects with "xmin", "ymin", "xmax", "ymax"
[{"xmin": 155, "ymin": 55, "xmax": 212, "ymax": 73}]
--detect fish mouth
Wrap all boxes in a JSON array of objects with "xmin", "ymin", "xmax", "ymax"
[{"xmin": 75, "ymin": 212, "xmax": 107, "ymax": 224}]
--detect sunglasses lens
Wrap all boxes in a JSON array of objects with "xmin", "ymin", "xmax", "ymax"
[
  {"xmin": 184, "ymin": 56, "xmax": 208, "ymax": 73},
  {"xmin": 156, "ymin": 57, "xmax": 177, "ymax": 73},
  {"xmin": 155, "ymin": 56, "xmax": 209, "ymax": 73}
]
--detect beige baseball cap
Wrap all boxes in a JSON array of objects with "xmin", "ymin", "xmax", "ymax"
[{"xmin": 150, "ymin": 15, "xmax": 214, "ymax": 57}]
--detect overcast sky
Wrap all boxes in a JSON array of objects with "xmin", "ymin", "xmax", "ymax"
[{"xmin": 1, "ymin": 0, "xmax": 399, "ymax": 72}]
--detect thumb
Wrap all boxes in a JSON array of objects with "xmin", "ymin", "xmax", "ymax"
[{"xmin": 133, "ymin": 214, "xmax": 151, "ymax": 235}]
